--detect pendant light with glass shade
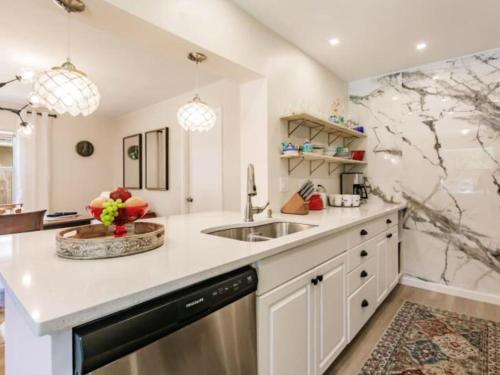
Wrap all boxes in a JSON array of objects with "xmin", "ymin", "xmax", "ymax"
[
  {"xmin": 31, "ymin": 0, "xmax": 100, "ymax": 116},
  {"xmin": 177, "ymin": 52, "xmax": 217, "ymax": 132}
]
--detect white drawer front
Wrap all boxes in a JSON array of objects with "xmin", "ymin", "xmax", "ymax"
[
  {"xmin": 348, "ymin": 276, "xmax": 377, "ymax": 341},
  {"xmin": 347, "ymin": 236, "xmax": 377, "ymax": 272},
  {"xmin": 347, "ymin": 213, "xmax": 398, "ymax": 248},
  {"xmin": 257, "ymin": 231, "xmax": 348, "ymax": 295},
  {"xmin": 347, "ymin": 255, "xmax": 376, "ymax": 296},
  {"xmin": 383, "ymin": 212, "xmax": 398, "ymax": 228}
]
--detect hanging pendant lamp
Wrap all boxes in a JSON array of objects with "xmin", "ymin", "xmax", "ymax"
[
  {"xmin": 32, "ymin": 0, "xmax": 100, "ymax": 116},
  {"xmin": 177, "ymin": 52, "xmax": 216, "ymax": 132}
]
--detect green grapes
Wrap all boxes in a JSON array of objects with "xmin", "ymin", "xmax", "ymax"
[{"xmin": 100, "ymin": 199, "xmax": 126, "ymax": 226}]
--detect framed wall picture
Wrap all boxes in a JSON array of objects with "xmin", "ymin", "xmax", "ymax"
[
  {"xmin": 145, "ymin": 128, "xmax": 169, "ymax": 190},
  {"xmin": 123, "ymin": 134, "xmax": 142, "ymax": 189}
]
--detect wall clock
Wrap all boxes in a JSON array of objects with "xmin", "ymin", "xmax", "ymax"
[{"xmin": 75, "ymin": 140, "xmax": 94, "ymax": 157}]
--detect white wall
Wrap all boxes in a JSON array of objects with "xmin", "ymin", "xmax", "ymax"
[
  {"xmin": 113, "ymin": 79, "xmax": 241, "ymax": 217},
  {"xmin": 50, "ymin": 114, "xmax": 116, "ymax": 211},
  {"xmin": 0, "ymin": 110, "xmax": 116, "ymax": 212},
  {"xmin": 105, "ymin": 0, "xmax": 347, "ymax": 211},
  {"xmin": 0, "ymin": 111, "xmax": 18, "ymax": 132}
]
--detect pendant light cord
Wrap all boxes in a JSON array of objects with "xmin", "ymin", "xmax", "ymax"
[
  {"xmin": 66, "ymin": 6, "xmax": 72, "ymax": 62},
  {"xmin": 195, "ymin": 60, "xmax": 199, "ymax": 98}
]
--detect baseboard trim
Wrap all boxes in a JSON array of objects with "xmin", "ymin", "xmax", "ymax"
[{"xmin": 399, "ymin": 275, "xmax": 500, "ymax": 306}]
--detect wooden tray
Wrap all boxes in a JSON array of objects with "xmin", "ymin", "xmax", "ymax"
[{"xmin": 56, "ymin": 222, "xmax": 165, "ymax": 260}]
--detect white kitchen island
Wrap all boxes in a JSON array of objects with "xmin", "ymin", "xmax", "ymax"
[{"xmin": 0, "ymin": 202, "xmax": 404, "ymax": 374}]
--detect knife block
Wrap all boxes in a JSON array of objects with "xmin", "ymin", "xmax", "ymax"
[{"xmin": 281, "ymin": 193, "xmax": 309, "ymax": 215}]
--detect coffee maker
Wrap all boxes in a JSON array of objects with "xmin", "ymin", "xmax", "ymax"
[{"xmin": 340, "ymin": 172, "xmax": 368, "ymax": 200}]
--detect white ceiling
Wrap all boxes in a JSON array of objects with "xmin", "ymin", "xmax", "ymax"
[
  {"xmin": 231, "ymin": 0, "xmax": 500, "ymax": 81},
  {"xmin": 0, "ymin": 0, "xmax": 224, "ymax": 117}
]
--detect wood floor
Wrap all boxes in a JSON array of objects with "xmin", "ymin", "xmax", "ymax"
[
  {"xmin": 0, "ymin": 286, "xmax": 498, "ymax": 375},
  {"xmin": 325, "ymin": 284, "xmax": 500, "ymax": 374}
]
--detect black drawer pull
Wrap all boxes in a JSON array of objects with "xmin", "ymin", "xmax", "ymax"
[
  {"xmin": 360, "ymin": 229, "xmax": 368, "ymax": 236},
  {"xmin": 360, "ymin": 250, "xmax": 368, "ymax": 257},
  {"xmin": 360, "ymin": 270, "xmax": 368, "ymax": 278},
  {"xmin": 317, "ymin": 275, "xmax": 323, "ymax": 282},
  {"xmin": 311, "ymin": 278, "xmax": 318, "ymax": 286},
  {"xmin": 361, "ymin": 299, "xmax": 369, "ymax": 308},
  {"xmin": 387, "ymin": 233, "xmax": 393, "ymax": 238},
  {"xmin": 386, "ymin": 219, "xmax": 392, "ymax": 224}
]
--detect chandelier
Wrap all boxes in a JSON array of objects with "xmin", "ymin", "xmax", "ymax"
[
  {"xmin": 31, "ymin": 0, "xmax": 100, "ymax": 116},
  {"xmin": 177, "ymin": 52, "xmax": 216, "ymax": 132}
]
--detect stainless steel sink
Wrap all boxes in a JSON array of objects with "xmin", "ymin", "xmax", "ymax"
[{"xmin": 205, "ymin": 222, "xmax": 317, "ymax": 242}]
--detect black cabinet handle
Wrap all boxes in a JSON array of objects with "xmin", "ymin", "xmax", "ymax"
[
  {"xmin": 387, "ymin": 233, "xmax": 393, "ymax": 238},
  {"xmin": 311, "ymin": 278, "xmax": 318, "ymax": 286},
  {"xmin": 317, "ymin": 275, "xmax": 323, "ymax": 282},
  {"xmin": 360, "ymin": 250, "xmax": 368, "ymax": 257},
  {"xmin": 361, "ymin": 299, "xmax": 369, "ymax": 308},
  {"xmin": 360, "ymin": 229, "xmax": 368, "ymax": 236},
  {"xmin": 360, "ymin": 270, "xmax": 368, "ymax": 278},
  {"xmin": 386, "ymin": 219, "xmax": 392, "ymax": 224}
]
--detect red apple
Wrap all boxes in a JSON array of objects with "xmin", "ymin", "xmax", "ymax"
[{"xmin": 110, "ymin": 187, "xmax": 132, "ymax": 202}]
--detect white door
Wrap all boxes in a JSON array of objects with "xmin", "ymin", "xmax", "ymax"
[
  {"xmin": 386, "ymin": 230, "xmax": 399, "ymax": 290},
  {"xmin": 257, "ymin": 269, "xmax": 315, "ymax": 375},
  {"xmin": 375, "ymin": 234, "xmax": 388, "ymax": 305},
  {"xmin": 187, "ymin": 108, "xmax": 223, "ymax": 213},
  {"xmin": 314, "ymin": 254, "xmax": 347, "ymax": 374}
]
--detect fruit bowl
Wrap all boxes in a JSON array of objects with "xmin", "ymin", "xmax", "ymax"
[{"xmin": 87, "ymin": 204, "xmax": 149, "ymax": 236}]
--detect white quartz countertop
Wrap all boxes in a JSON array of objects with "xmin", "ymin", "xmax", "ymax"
[{"xmin": 0, "ymin": 201, "xmax": 405, "ymax": 336}]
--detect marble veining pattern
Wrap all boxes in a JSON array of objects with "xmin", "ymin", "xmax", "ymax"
[{"xmin": 349, "ymin": 49, "xmax": 500, "ymax": 295}]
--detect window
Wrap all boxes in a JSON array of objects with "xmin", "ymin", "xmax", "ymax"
[{"xmin": 0, "ymin": 133, "xmax": 14, "ymax": 205}]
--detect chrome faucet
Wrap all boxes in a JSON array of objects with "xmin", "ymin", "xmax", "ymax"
[{"xmin": 244, "ymin": 164, "xmax": 269, "ymax": 222}]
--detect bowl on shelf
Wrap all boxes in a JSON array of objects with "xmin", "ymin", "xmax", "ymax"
[
  {"xmin": 312, "ymin": 146, "xmax": 325, "ymax": 155},
  {"xmin": 351, "ymin": 150, "xmax": 365, "ymax": 161},
  {"xmin": 87, "ymin": 204, "xmax": 150, "ymax": 236}
]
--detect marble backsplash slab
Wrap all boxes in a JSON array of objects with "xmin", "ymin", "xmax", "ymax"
[{"xmin": 349, "ymin": 48, "xmax": 500, "ymax": 296}]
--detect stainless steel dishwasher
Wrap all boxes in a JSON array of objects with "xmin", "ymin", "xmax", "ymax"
[{"xmin": 73, "ymin": 266, "xmax": 257, "ymax": 375}]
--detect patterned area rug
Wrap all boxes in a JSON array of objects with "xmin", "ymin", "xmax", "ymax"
[{"xmin": 360, "ymin": 301, "xmax": 500, "ymax": 374}]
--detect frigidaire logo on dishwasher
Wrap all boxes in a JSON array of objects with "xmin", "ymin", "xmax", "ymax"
[{"xmin": 186, "ymin": 297, "xmax": 205, "ymax": 308}]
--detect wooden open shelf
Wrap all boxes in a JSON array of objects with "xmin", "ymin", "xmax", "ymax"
[
  {"xmin": 281, "ymin": 153, "xmax": 367, "ymax": 175},
  {"xmin": 281, "ymin": 112, "xmax": 366, "ymax": 142}
]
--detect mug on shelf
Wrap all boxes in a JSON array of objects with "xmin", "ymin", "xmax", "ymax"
[
  {"xmin": 342, "ymin": 195, "xmax": 353, "ymax": 207},
  {"xmin": 329, "ymin": 194, "xmax": 343, "ymax": 207},
  {"xmin": 352, "ymin": 195, "xmax": 361, "ymax": 207}
]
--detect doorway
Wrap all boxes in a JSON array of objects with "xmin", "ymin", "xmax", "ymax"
[{"xmin": 185, "ymin": 108, "xmax": 223, "ymax": 213}]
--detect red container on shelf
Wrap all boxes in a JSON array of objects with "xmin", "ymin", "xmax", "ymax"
[{"xmin": 351, "ymin": 150, "xmax": 365, "ymax": 161}]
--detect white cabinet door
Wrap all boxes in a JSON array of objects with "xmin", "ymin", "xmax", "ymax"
[
  {"xmin": 314, "ymin": 254, "xmax": 347, "ymax": 374},
  {"xmin": 386, "ymin": 230, "xmax": 399, "ymax": 290},
  {"xmin": 375, "ymin": 234, "xmax": 388, "ymax": 305},
  {"xmin": 257, "ymin": 268, "xmax": 315, "ymax": 375}
]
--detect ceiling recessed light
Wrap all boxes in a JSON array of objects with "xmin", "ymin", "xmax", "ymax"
[
  {"xmin": 416, "ymin": 42, "xmax": 427, "ymax": 51},
  {"xmin": 392, "ymin": 96, "xmax": 399, "ymax": 101},
  {"xmin": 329, "ymin": 37, "xmax": 340, "ymax": 46}
]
